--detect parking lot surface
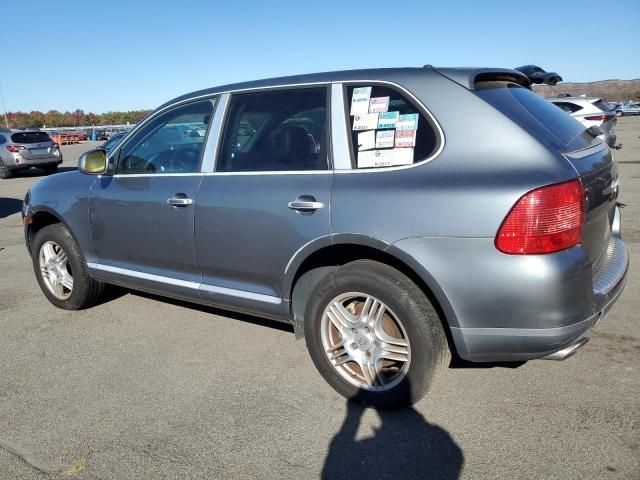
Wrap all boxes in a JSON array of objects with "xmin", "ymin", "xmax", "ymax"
[{"xmin": 1, "ymin": 122, "xmax": 639, "ymax": 479}]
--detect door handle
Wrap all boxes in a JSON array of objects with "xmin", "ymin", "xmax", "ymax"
[
  {"xmin": 167, "ymin": 196, "xmax": 193, "ymax": 207},
  {"xmin": 288, "ymin": 200, "xmax": 324, "ymax": 211}
]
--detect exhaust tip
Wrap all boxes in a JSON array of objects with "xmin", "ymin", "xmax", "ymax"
[{"xmin": 542, "ymin": 337, "xmax": 589, "ymax": 361}]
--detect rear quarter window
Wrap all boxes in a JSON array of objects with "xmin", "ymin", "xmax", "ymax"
[
  {"xmin": 475, "ymin": 81, "xmax": 594, "ymax": 152},
  {"xmin": 345, "ymin": 84, "xmax": 439, "ymax": 169},
  {"xmin": 10, "ymin": 132, "xmax": 53, "ymax": 144}
]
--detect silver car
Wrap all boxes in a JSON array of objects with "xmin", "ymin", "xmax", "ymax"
[
  {"xmin": 0, "ymin": 129, "xmax": 63, "ymax": 179},
  {"xmin": 22, "ymin": 67, "xmax": 629, "ymax": 409},
  {"xmin": 548, "ymin": 97, "xmax": 618, "ymax": 147}
]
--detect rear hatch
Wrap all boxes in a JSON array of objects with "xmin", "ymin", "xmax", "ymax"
[
  {"xmin": 473, "ymin": 80, "xmax": 618, "ymax": 264},
  {"xmin": 10, "ymin": 131, "xmax": 55, "ymax": 160}
]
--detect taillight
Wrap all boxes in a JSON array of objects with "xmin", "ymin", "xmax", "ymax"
[
  {"xmin": 496, "ymin": 179, "xmax": 584, "ymax": 254},
  {"xmin": 584, "ymin": 115, "xmax": 612, "ymax": 122},
  {"xmin": 6, "ymin": 145, "xmax": 25, "ymax": 153}
]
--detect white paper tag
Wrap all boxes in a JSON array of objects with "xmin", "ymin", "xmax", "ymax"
[
  {"xmin": 353, "ymin": 113, "xmax": 379, "ymax": 131},
  {"xmin": 394, "ymin": 129, "xmax": 416, "ymax": 148},
  {"xmin": 357, "ymin": 130, "xmax": 376, "ymax": 151},
  {"xmin": 350, "ymin": 87, "xmax": 372, "ymax": 116},
  {"xmin": 396, "ymin": 113, "xmax": 419, "ymax": 131},
  {"xmin": 357, "ymin": 148, "xmax": 414, "ymax": 168},
  {"xmin": 369, "ymin": 96, "xmax": 390, "ymax": 113},
  {"xmin": 375, "ymin": 130, "xmax": 395, "ymax": 149},
  {"xmin": 377, "ymin": 111, "xmax": 399, "ymax": 129}
]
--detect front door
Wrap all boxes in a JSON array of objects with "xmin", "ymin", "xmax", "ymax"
[
  {"xmin": 89, "ymin": 99, "xmax": 216, "ymax": 298},
  {"xmin": 194, "ymin": 87, "xmax": 332, "ymax": 316}
]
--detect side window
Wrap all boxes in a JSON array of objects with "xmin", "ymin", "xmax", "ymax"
[
  {"xmin": 117, "ymin": 99, "xmax": 214, "ymax": 175},
  {"xmin": 346, "ymin": 85, "xmax": 438, "ymax": 169},
  {"xmin": 217, "ymin": 88, "xmax": 328, "ymax": 172},
  {"xmin": 553, "ymin": 102, "xmax": 582, "ymax": 114}
]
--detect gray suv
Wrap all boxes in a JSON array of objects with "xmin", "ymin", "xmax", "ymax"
[
  {"xmin": 0, "ymin": 129, "xmax": 63, "ymax": 178},
  {"xmin": 22, "ymin": 67, "xmax": 629, "ymax": 409}
]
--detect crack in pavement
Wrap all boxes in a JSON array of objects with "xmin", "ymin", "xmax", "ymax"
[{"xmin": 0, "ymin": 436, "xmax": 64, "ymax": 475}]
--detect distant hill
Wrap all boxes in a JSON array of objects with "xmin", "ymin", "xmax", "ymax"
[{"xmin": 533, "ymin": 79, "xmax": 640, "ymax": 102}]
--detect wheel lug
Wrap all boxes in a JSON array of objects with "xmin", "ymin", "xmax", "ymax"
[
  {"xmin": 350, "ymin": 342, "xmax": 357, "ymax": 349},
  {"xmin": 366, "ymin": 351, "xmax": 371, "ymax": 357},
  {"xmin": 364, "ymin": 327, "xmax": 370, "ymax": 333},
  {"xmin": 351, "ymin": 328, "xmax": 357, "ymax": 333},
  {"xmin": 373, "ymin": 341, "xmax": 379, "ymax": 347}
]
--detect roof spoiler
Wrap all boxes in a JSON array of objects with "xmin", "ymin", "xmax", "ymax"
[{"xmin": 427, "ymin": 66, "xmax": 532, "ymax": 90}]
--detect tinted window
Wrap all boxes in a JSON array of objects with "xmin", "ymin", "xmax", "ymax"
[
  {"xmin": 552, "ymin": 101, "xmax": 583, "ymax": 114},
  {"xmin": 218, "ymin": 88, "xmax": 328, "ymax": 172},
  {"xmin": 346, "ymin": 85, "xmax": 438, "ymax": 169},
  {"xmin": 592, "ymin": 100, "xmax": 612, "ymax": 112},
  {"xmin": 11, "ymin": 132, "xmax": 52, "ymax": 144},
  {"xmin": 117, "ymin": 100, "xmax": 213, "ymax": 174},
  {"xmin": 476, "ymin": 81, "xmax": 593, "ymax": 152}
]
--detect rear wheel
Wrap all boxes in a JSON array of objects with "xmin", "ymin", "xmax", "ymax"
[
  {"xmin": 305, "ymin": 260, "xmax": 450, "ymax": 409},
  {"xmin": 42, "ymin": 165, "xmax": 58, "ymax": 175},
  {"xmin": 32, "ymin": 223, "xmax": 106, "ymax": 309},
  {"xmin": 0, "ymin": 159, "xmax": 12, "ymax": 179}
]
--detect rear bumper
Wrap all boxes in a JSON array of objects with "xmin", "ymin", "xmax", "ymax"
[
  {"xmin": 7, "ymin": 156, "xmax": 62, "ymax": 170},
  {"xmin": 391, "ymin": 207, "xmax": 629, "ymax": 362}
]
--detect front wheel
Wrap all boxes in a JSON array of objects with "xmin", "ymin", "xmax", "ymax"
[
  {"xmin": 32, "ymin": 223, "xmax": 106, "ymax": 309},
  {"xmin": 304, "ymin": 260, "xmax": 450, "ymax": 409}
]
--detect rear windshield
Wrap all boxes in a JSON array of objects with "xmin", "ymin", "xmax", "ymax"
[
  {"xmin": 10, "ymin": 132, "xmax": 52, "ymax": 144},
  {"xmin": 592, "ymin": 100, "xmax": 611, "ymax": 112},
  {"xmin": 475, "ymin": 81, "xmax": 594, "ymax": 152}
]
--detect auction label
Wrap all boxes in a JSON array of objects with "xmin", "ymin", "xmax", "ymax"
[
  {"xmin": 350, "ymin": 87, "xmax": 372, "ymax": 116},
  {"xmin": 357, "ymin": 148, "xmax": 414, "ymax": 168},
  {"xmin": 375, "ymin": 130, "xmax": 395, "ymax": 149},
  {"xmin": 369, "ymin": 96, "xmax": 390, "ymax": 113},
  {"xmin": 377, "ymin": 111, "xmax": 399, "ymax": 129},
  {"xmin": 357, "ymin": 130, "xmax": 376, "ymax": 151},
  {"xmin": 396, "ymin": 113, "xmax": 419, "ymax": 131},
  {"xmin": 353, "ymin": 113, "xmax": 379, "ymax": 131},
  {"xmin": 394, "ymin": 129, "xmax": 416, "ymax": 147}
]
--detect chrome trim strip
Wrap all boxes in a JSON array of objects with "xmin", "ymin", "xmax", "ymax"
[
  {"xmin": 330, "ymin": 83, "xmax": 352, "ymax": 170},
  {"xmin": 201, "ymin": 93, "xmax": 230, "ymax": 173},
  {"xmin": 86, "ymin": 263, "xmax": 200, "ymax": 289},
  {"xmin": 108, "ymin": 171, "xmax": 333, "ymax": 178},
  {"xmin": 200, "ymin": 284, "xmax": 282, "ymax": 305},
  {"xmin": 86, "ymin": 263, "xmax": 282, "ymax": 304}
]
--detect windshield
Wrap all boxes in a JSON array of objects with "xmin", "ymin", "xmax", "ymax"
[{"xmin": 475, "ymin": 81, "xmax": 594, "ymax": 152}]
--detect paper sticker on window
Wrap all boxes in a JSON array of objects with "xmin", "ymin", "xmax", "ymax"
[
  {"xmin": 396, "ymin": 113, "xmax": 419, "ymax": 131},
  {"xmin": 377, "ymin": 111, "xmax": 399, "ymax": 129},
  {"xmin": 358, "ymin": 148, "xmax": 414, "ymax": 168},
  {"xmin": 353, "ymin": 113, "xmax": 379, "ymax": 131},
  {"xmin": 357, "ymin": 130, "xmax": 376, "ymax": 151},
  {"xmin": 369, "ymin": 96, "xmax": 390, "ymax": 113},
  {"xmin": 375, "ymin": 130, "xmax": 395, "ymax": 149},
  {"xmin": 395, "ymin": 129, "xmax": 416, "ymax": 148},
  {"xmin": 350, "ymin": 87, "xmax": 372, "ymax": 116}
]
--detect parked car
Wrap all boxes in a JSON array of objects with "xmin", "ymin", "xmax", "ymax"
[
  {"xmin": 101, "ymin": 132, "xmax": 126, "ymax": 153},
  {"xmin": 615, "ymin": 102, "xmax": 640, "ymax": 116},
  {"xmin": 0, "ymin": 129, "xmax": 62, "ymax": 179},
  {"xmin": 515, "ymin": 65, "xmax": 562, "ymax": 85},
  {"xmin": 548, "ymin": 97, "xmax": 619, "ymax": 148},
  {"xmin": 22, "ymin": 66, "xmax": 628, "ymax": 409}
]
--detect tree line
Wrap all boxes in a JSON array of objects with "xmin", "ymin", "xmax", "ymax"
[{"xmin": 3, "ymin": 109, "xmax": 152, "ymax": 129}]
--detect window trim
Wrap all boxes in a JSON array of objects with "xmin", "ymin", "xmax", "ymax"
[
  {"xmin": 112, "ymin": 97, "xmax": 217, "ymax": 176},
  {"xmin": 214, "ymin": 84, "xmax": 332, "ymax": 173},
  {"xmin": 102, "ymin": 79, "xmax": 444, "ymax": 177},
  {"xmin": 341, "ymin": 81, "xmax": 443, "ymax": 171}
]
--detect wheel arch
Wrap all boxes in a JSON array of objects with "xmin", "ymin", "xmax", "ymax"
[
  {"xmin": 287, "ymin": 239, "xmax": 459, "ymax": 356},
  {"xmin": 26, "ymin": 208, "xmax": 73, "ymax": 254}
]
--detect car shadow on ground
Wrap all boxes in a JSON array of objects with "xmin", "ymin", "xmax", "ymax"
[
  {"xmin": 323, "ymin": 390, "xmax": 464, "ymax": 479},
  {"xmin": 0, "ymin": 198, "xmax": 23, "ymax": 219},
  {"xmin": 8, "ymin": 166, "xmax": 77, "ymax": 179}
]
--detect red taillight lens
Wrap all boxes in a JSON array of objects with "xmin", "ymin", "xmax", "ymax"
[
  {"xmin": 6, "ymin": 145, "xmax": 24, "ymax": 153},
  {"xmin": 584, "ymin": 115, "xmax": 611, "ymax": 122},
  {"xmin": 496, "ymin": 179, "xmax": 584, "ymax": 254}
]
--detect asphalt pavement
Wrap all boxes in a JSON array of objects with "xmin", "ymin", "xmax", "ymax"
[{"xmin": 0, "ymin": 121, "xmax": 638, "ymax": 479}]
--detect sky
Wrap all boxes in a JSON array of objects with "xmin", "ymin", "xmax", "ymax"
[{"xmin": 1, "ymin": 0, "xmax": 638, "ymax": 114}]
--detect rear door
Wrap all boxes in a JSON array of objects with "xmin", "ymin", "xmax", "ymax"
[
  {"xmin": 194, "ymin": 87, "xmax": 332, "ymax": 316},
  {"xmin": 89, "ymin": 99, "xmax": 215, "ymax": 299}
]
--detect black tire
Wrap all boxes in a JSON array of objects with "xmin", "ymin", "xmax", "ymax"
[
  {"xmin": 0, "ymin": 159, "xmax": 12, "ymax": 179},
  {"xmin": 42, "ymin": 165, "xmax": 58, "ymax": 175},
  {"xmin": 305, "ymin": 260, "xmax": 450, "ymax": 409},
  {"xmin": 32, "ymin": 223, "xmax": 106, "ymax": 310}
]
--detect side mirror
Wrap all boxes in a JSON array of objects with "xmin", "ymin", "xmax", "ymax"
[{"xmin": 78, "ymin": 149, "xmax": 108, "ymax": 175}]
